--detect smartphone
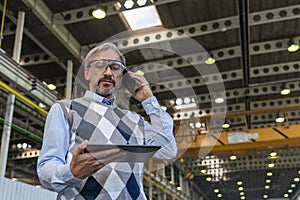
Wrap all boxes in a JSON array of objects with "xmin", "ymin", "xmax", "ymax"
[{"xmin": 122, "ymin": 69, "xmax": 138, "ymax": 93}]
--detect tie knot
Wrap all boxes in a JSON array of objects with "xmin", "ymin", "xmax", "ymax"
[{"xmin": 102, "ymin": 98, "xmax": 112, "ymax": 105}]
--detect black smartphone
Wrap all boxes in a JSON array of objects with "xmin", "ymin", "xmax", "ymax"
[{"xmin": 122, "ymin": 69, "xmax": 138, "ymax": 93}]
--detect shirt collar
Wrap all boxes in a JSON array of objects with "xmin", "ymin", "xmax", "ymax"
[{"xmin": 84, "ymin": 90, "xmax": 116, "ymax": 106}]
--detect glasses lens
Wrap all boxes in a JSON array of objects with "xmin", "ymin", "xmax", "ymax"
[{"xmin": 90, "ymin": 60, "xmax": 124, "ymax": 73}]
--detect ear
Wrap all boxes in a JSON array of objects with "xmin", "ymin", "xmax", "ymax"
[{"xmin": 84, "ymin": 67, "xmax": 90, "ymax": 80}]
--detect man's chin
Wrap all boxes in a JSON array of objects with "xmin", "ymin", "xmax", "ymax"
[{"xmin": 96, "ymin": 87, "xmax": 115, "ymax": 97}]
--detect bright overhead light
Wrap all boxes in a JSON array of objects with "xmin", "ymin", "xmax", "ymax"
[
  {"xmin": 38, "ymin": 102, "xmax": 46, "ymax": 108},
  {"xmin": 122, "ymin": 5, "xmax": 162, "ymax": 30},
  {"xmin": 214, "ymin": 189, "xmax": 219, "ymax": 193},
  {"xmin": 237, "ymin": 181, "xmax": 243, "ymax": 185},
  {"xmin": 266, "ymin": 172, "xmax": 273, "ymax": 176},
  {"xmin": 280, "ymin": 84, "xmax": 291, "ymax": 95},
  {"xmin": 265, "ymin": 179, "xmax": 271, "ymax": 183},
  {"xmin": 47, "ymin": 83, "xmax": 56, "ymax": 90},
  {"xmin": 275, "ymin": 116, "xmax": 284, "ymax": 123},
  {"xmin": 267, "ymin": 163, "xmax": 275, "ymax": 168},
  {"xmin": 263, "ymin": 194, "xmax": 268, "ymax": 199},
  {"xmin": 288, "ymin": 39, "xmax": 300, "ymax": 52},
  {"xmin": 230, "ymin": 155, "xmax": 237, "ymax": 160},
  {"xmin": 269, "ymin": 151, "xmax": 277, "ymax": 157},
  {"xmin": 238, "ymin": 186, "xmax": 243, "ymax": 191},
  {"xmin": 265, "ymin": 185, "xmax": 270, "ymax": 189},
  {"xmin": 222, "ymin": 122, "xmax": 230, "ymax": 129},
  {"xmin": 205, "ymin": 54, "xmax": 215, "ymax": 64},
  {"xmin": 294, "ymin": 177, "xmax": 300, "ymax": 182},
  {"xmin": 217, "ymin": 193, "xmax": 222, "ymax": 198},
  {"xmin": 215, "ymin": 97, "xmax": 224, "ymax": 104},
  {"xmin": 92, "ymin": 8, "xmax": 106, "ymax": 19}
]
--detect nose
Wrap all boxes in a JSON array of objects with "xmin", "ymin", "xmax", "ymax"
[{"xmin": 103, "ymin": 65, "xmax": 113, "ymax": 76}]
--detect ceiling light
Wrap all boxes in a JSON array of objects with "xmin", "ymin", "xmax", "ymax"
[
  {"xmin": 267, "ymin": 163, "xmax": 275, "ymax": 168},
  {"xmin": 280, "ymin": 88, "xmax": 291, "ymax": 95},
  {"xmin": 288, "ymin": 189, "xmax": 293, "ymax": 193},
  {"xmin": 122, "ymin": 5, "xmax": 162, "ymax": 30},
  {"xmin": 275, "ymin": 114, "xmax": 284, "ymax": 123},
  {"xmin": 214, "ymin": 189, "xmax": 219, "ymax": 193},
  {"xmin": 240, "ymin": 192, "xmax": 244, "ymax": 195},
  {"xmin": 266, "ymin": 172, "xmax": 273, "ymax": 177},
  {"xmin": 283, "ymin": 193, "xmax": 289, "ymax": 198},
  {"xmin": 263, "ymin": 194, "xmax": 268, "ymax": 199},
  {"xmin": 215, "ymin": 97, "xmax": 225, "ymax": 104},
  {"xmin": 280, "ymin": 84, "xmax": 291, "ymax": 95},
  {"xmin": 288, "ymin": 39, "xmax": 300, "ymax": 52},
  {"xmin": 265, "ymin": 185, "xmax": 270, "ymax": 189},
  {"xmin": 92, "ymin": 7, "xmax": 107, "ymax": 19},
  {"xmin": 269, "ymin": 151, "xmax": 277, "ymax": 157},
  {"xmin": 238, "ymin": 186, "xmax": 244, "ymax": 191},
  {"xmin": 124, "ymin": 0, "xmax": 135, "ymax": 9},
  {"xmin": 38, "ymin": 102, "xmax": 46, "ymax": 108},
  {"xmin": 137, "ymin": 0, "xmax": 147, "ymax": 6},
  {"xmin": 200, "ymin": 169, "xmax": 207, "ymax": 174},
  {"xmin": 265, "ymin": 179, "xmax": 271, "ymax": 183},
  {"xmin": 294, "ymin": 177, "xmax": 300, "ymax": 182},
  {"xmin": 217, "ymin": 193, "xmax": 222, "ymax": 198},
  {"xmin": 222, "ymin": 122, "xmax": 230, "ymax": 129},
  {"xmin": 237, "ymin": 181, "xmax": 243, "ymax": 185},
  {"xmin": 47, "ymin": 83, "xmax": 56, "ymax": 90},
  {"xmin": 240, "ymin": 196, "xmax": 245, "ymax": 200},
  {"xmin": 206, "ymin": 177, "xmax": 212, "ymax": 182},
  {"xmin": 291, "ymin": 184, "xmax": 296, "ymax": 188},
  {"xmin": 205, "ymin": 54, "xmax": 216, "ymax": 65},
  {"xmin": 230, "ymin": 155, "xmax": 237, "ymax": 160}
]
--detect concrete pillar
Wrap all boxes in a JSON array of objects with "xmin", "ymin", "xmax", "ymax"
[
  {"xmin": 0, "ymin": 94, "xmax": 15, "ymax": 177},
  {"xmin": 12, "ymin": 11, "xmax": 25, "ymax": 63}
]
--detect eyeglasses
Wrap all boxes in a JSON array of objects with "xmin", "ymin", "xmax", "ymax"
[{"xmin": 88, "ymin": 59, "xmax": 125, "ymax": 73}]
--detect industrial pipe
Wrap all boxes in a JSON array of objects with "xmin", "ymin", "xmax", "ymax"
[{"xmin": 0, "ymin": 81, "xmax": 48, "ymax": 115}]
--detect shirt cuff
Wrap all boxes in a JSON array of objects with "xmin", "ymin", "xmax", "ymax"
[
  {"xmin": 142, "ymin": 96, "xmax": 160, "ymax": 114},
  {"xmin": 59, "ymin": 164, "xmax": 82, "ymax": 186}
]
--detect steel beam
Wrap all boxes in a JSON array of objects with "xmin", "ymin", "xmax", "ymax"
[{"xmin": 20, "ymin": 53, "xmax": 54, "ymax": 66}]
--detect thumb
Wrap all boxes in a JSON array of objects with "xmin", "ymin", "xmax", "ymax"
[{"xmin": 73, "ymin": 140, "xmax": 88, "ymax": 155}]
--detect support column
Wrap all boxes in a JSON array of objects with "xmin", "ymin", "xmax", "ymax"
[
  {"xmin": 0, "ymin": 94, "xmax": 15, "ymax": 177},
  {"xmin": 66, "ymin": 60, "xmax": 73, "ymax": 99},
  {"xmin": 12, "ymin": 11, "xmax": 25, "ymax": 63},
  {"xmin": 148, "ymin": 182, "xmax": 153, "ymax": 200}
]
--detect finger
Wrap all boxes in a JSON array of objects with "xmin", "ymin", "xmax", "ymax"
[{"xmin": 73, "ymin": 140, "xmax": 88, "ymax": 156}]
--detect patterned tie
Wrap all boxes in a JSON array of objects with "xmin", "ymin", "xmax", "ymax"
[{"xmin": 102, "ymin": 98, "xmax": 112, "ymax": 105}]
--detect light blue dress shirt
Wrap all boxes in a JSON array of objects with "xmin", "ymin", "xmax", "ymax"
[{"xmin": 37, "ymin": 91, "xmax": 177, "ymax": 195}]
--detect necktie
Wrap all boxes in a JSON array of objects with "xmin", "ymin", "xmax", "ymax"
[{"xmin": 102, "ymin": 98, "xmax": 112, "ymax": 105}]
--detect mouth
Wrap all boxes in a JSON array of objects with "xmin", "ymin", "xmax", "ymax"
[{"xmin": 98, "ymin": 78, "xmax": 115, "ymax": 86}]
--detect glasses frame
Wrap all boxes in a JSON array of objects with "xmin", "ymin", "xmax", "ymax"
[{"xmin": 88, "ymin": 59, "xmax": 126, "ymax": 73}]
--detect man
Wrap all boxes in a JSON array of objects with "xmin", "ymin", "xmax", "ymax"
[{"xmin": 37, "ymin": 42, "xmax": 177, "ymax": 200}]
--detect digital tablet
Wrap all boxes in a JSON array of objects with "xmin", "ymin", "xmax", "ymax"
[{"xmin": 86, "ymin": 144, "xmax": 161, "ymax": 163}]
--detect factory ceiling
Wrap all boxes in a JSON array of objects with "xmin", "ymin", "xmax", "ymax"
[{"xmin": 1, "ymin": 0, "xmax": 300, "ymax": 199}]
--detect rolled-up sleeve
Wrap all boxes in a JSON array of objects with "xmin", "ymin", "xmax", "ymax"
[
  {"xmin": 142, "ymin": 96, "xmax": 177, "ymax": 159},
  {"xmin": 37, "ymin": 103, "xmax": 82, "ymax": 193}
]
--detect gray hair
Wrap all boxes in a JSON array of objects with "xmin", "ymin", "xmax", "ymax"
[{"xmin": 83, "ymin": 42, "xmax": 126, "ymax": 68}]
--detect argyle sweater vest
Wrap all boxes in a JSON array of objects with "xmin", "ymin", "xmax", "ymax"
[{"xmin": 58, "ymin": 97, "xmax": 147, "ymax": 200}]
